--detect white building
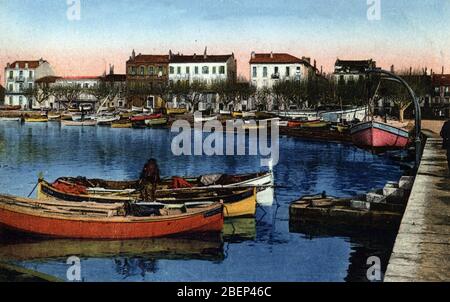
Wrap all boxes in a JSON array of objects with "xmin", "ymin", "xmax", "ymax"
[
  {"xmin": 333, "ymin": 59, "xmax": 376, "ymax": 82},
  {"xmin": 168, "ymin": 49, "xmax": 237, "ymax": 86},
  {"xmin": 249, "ymin": 52, "xmax": 315, "ymax": 89},
  {"xmin": 4, "ymin": 59, "xmax": 55, "ymax": 109}
]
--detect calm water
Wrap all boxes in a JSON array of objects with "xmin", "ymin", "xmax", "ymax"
[{"xmin": 0, "ymin": 121, "xmax": 407, "ymax": 282}]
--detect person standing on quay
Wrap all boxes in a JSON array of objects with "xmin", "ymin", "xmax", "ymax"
[{"xmin": 440, "ymin": 119, "xmax": 450, "ymax": 176}]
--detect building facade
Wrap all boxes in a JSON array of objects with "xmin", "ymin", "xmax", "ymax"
[
  {"xmin": 333, "ymin": 59, "xmax": 376, "ymax": 82},
  {"xmin": 249, "ymin": 52, "xmax": 315, "ymax": 89},
  {"xmin": 431, "ymin": 74, "xmax": 450, "ymax": 117},
  {"xmin": 99, "ymin": 67, "xmax": 127, "ymax": 109},
  {"xmin": 4, "ymin": 59, "xmax": 55, "ymax": 109},
  {"xmin": 168, "ymin": 49, "xmax": 237, "ymax": 86},
  {"xmin": 126, "ymin": 50, "xmax": 169, "ymax": 108}
]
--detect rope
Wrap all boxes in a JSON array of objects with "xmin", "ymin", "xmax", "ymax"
[{"xmin": 27, "ymin": 181, "xmax": 39, "ymax": 198}]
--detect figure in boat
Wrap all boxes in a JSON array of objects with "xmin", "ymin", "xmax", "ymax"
[{"xmin": 140, "ymin": 158, "xmax": 161, "ymax": 201}]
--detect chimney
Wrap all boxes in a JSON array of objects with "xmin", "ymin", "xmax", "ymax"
[
  {"xmin": 204, "ymin": 46, "xmax": 208, "ymax": 59},
  {"xmin": 270, "ymin": 52, "xmax": 273, "ymax": 59},
  {"xmin": 442, "ymin": 66, "xmax": 445, "ymax": 75},
  {"xmin": 169, "ymin": 49, "xmax": 173, "ymax": 60},
  {"xmin": 193, "ymin": 53, "xmax": 197, "ymax": 59},
  {"xmin": 251, "ymin": 51, "xmax": 256, "ymax": 59},
  {"xmin": 390, "ymin": 65, "xmax": 395, "ymax": 73},
  {"xmin": 131, "ymin": 49, "xmax": 136, "ymax": 60},
  {"xmin": 314, "ymin": 59, "xmax": 317, "ymax": 69},
  {"xmin": 39, "ymin": 58, "xmax": 44, "ymax": 65}
]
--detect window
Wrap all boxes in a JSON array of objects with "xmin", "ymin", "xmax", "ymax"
[
  {"xmin": 212, "ymin": 67, "xmax": 217, "ymax": 74},
  {"xmin": 202, "ymin": 66, "xmax": 209, "ymax": 74},
  {"xmin": 219, "ymin": 66, "xmax": 225, "ymax": 74},
  {"xmin": 296, "ymin": 66, "xmax": 301, "ymax": 73},
  {"xmin": 8, "ymin": 84, "xmax": 13, "ymax": 91},
  {"xmin": 19, "ymin": 96, "xmax": 23, "ymax": 105},
  {"xmin": 195, "ymin": 66, "xmax": 199, "ymax": 74},
  {"xmin": 177, "ymin": 67, "xmax": 181, "ymax": 74},
  {"xmin": 158, "ymin": 66, "xmax": 163, "ymax": 75},
  {"xmin": 140, "ymin": 66, "xmax": 145, "ymax": 75},
  {"xmin": 29, "ymin": 83, "xmax": 33, "ymax": 89},
  {"xmin": 186, "ymin": 66, "xmax": 190, "ymax": 74},
  {"xmin": 9, "ymin": 71, "xmax": 13, "ymax": 79},
  {"xmin": 9, "ymin": 96, "xmax": 13, "ymax": 105},
  {"xmin": 170, "ymin": 66, "xmax": 175, "ymax": 74},
  {"xmin": 29, "ymin": 71, "xmax": 33, "ymax": 78},
  {"xmin": 252, "ymin": 67, "xmax": 257, "ymax": 77},
  {"xmin": 131, "ymin": 67, "xmax": 137, "ymax": 75},
  {"xmin": 148, "ymin": 66, "xmax": 154, "ymax": 75},
  {"xmin": 286, "ymin": 67, "xmax": 290, "ymax": 77},
  {"xmin": 83, "ymin": 83, "xmax": 89, "ymax": 88},
  {"xmin": 274, "ymin": 67, "xmax": 279, "ymax": 74},
  {"xmin": 19, "ymin": 83, "xmax": 23, "ymax": 91},
  {"xmin": 263, "ymin": 67, "xmax": 268, "ymax": 77}
]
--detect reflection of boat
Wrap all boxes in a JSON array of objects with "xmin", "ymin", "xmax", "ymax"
[
  {"xmin": 223, "ymin": 218, "xmax": 256, "ymax": 242},
  {"xmin": 0, "ymin": 234, "xmax": 224, "ymax": 261},
  {"xmin": 145, "ymin": 117, "xmax": 168, "ymax": 127},
  {"xmin": 62, "ymin": 120, "xmax": 97, "ymax": 127},
  {"xmin": 350, "ymin": 121, "xmax": 410, "ymax": 149},
  {"xmin": 166, "ymin": 108, "xmax": 187, "ymax": 115},
  {"xmin": 37, "ymin": 179, "xmax": 257, "ymax": 218},
  {"xmin": 0, "ymin": 194, "xmax": 224, "ymax": 239},
  {"xmin": 111, "ymin": 121, "xmax": 133, "ymax": 128},
  {"xmin": 24, "ymin": 117, "xmax": 48, "ymax": 123}
]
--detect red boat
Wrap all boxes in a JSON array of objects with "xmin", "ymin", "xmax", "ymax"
[
  {"xmin": 287, "ymin": 119, "xmax": 321, "ymax": 128},
  {"xmin": 0, "ymin": 194, "xmax": 223, "ymax": 239},
  {"xmin": 129, "ymin": 113, "xmax": 162, "ymax": 122},
  {"xmin": 350, "ymin": 121, "xmax": 410, "ymax": 149}
]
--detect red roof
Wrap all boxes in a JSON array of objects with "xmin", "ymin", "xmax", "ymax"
[
  {"xmin": 170, "ymin": 54, "xmax": 233, "ymax": 64},
  {"xmin": 127, "ymin": 55, "xmax": 169, "ymax": 64},
  {"xmin": 6, "ymin": 60, "xmax": 45, "ymax": 69},
  {"xmin": 249, "ymin": 53, "xmax": 303, "ymax": 64},
  {"xmin": 432, "ymin": 74, "xmax": 450, "ymax": 86}
]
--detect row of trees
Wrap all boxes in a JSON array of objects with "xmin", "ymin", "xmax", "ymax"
[{"xmin": 24, "ymin": 70, "xmax": 432, "ymax": 122}]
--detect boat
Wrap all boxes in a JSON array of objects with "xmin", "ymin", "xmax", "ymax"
[
  {"xmin": 96, "ymin": 115, "xmax": 120, "ymax": 125},
  {"xmin": 337, "ymin": 124, "xmax": 350, "ymax": 133},
  {"xmin": 37, "ymin": 179, "xmax": 257, "ymax": 218},
  {"xmin": 194, "ymin": 115, "xmax": 218, "ymax": 123},
  {"xmin": 166, "ymin": 108, "xmax": 187, "ymax": 115},
  {"xmin": 131, "ymin": 106, "xmax": 144, "ymax": 112},
  {"xmin": 319, "ymin": 106, "xmax": 368, "ymax": 123},
  {"xmin": 287, "ymin": 119, "xmax": 322, "ymax": 128},
  {"xmin": 232, "ymin": 112, "xmax": 243, "ymax": 118},
  {"xmin": 350, "ymin": 121, "xmax": 410, "ymax": 149},
  {"xmin": 130, "ymin": 113, "xmax": 162, "ymax": 122},
  {"xmin": 72, "ymin": 114, "xmax": 94, "ymax": 121},
  {"xmin": 0, "ymin": 194, "xmax": 223, "ymax": 239},
  {"xmin": 0, "ymin": 117, "xmax": 21, "ymax": 122},
  {"xmin": 24, "ymin": 117, "xmax": 48, "ymax": 123},
  {"xmin": 111, "ymin": 121, "xmax": 133, "ymax": 128},
  {"xmin": 270, "ymin": 110, "xmax": 319, "ymax": 120},
  {"xmin": 219, "ymin": 110, "xmax": 231, "ymax": 115},
  {"xmin": 145, "ymin": 117, "xmax": 168, "ymax": 127},
  {"xmin": 242, "ymin": 111, "xmax": 257, "ymax": 118},
  {"xmin": 47, "ymin": 114, "xmax": 61, "ymax": 121},
  {"xmin": 0, "ymin": 105, "xmax": 21, "ymax": 111},
  {"xmin": 62, "ymin": 120, "xmax": 97, "ymax": 127}
]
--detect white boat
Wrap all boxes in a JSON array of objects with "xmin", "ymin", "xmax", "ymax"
[
  {"xmin": 219, "ymin": 110, "xmax": 231, "ymax": 115},
  {"xmin": 62, "ymin": 120, "xmax": 97, "ymax": 127},
  {"xmin": 72, "ymin": 114, "xmax": 94, "ymax": 122},
  {"xmin": 0, "ymin": 117, "xmax": 21, "ymax": 122},
  {"xmin": 96, "ymin": 115, "xmax": 120, "ymax": 125},
  {"xmin": 194, "ymin": 115, "xmax": 218, "ymax": 123},
  {"xmin": 319, "ymin": 106, "xmax": 368, "ymax": 123},
  {"xmin": 47, "ymin": 114, "xmax": 61, "ymax": 120},
  {"xmin": 132, "ymin": 106, "xmax": 144, "ymax": 112},
  {"xmin": 221, "ymin": 171, "xmax": 274, "ymax": 206},
  {"xmin": 270, "ymin": 110, "xmax": 319, "ymax": 120},
  {"xmin": 242, "ymin": 111, "xmax": 257, "ymax": 118}
]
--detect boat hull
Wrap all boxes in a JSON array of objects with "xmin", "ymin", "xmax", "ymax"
[
  {"xmin": 62, "ymin": 120, "xmax": 97, "ymax": 127},
  {"xmin": 350, "ymin": 121, "xmax": 410, "ymax": 148},
  {"xmin": 24, "ymin": 118, "xmax": 48, "ymax": 123},
  {"xmin": 0, "ymin": 196, "xmax": 223, "ymax": 239}
]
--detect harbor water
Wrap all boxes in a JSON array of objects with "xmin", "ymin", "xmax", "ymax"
[{"xmin": 0, "ymin": 121, "xmax": 408, "ymax": 282}]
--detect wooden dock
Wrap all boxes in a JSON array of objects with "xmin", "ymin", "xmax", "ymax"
[{"xmin": 385, "ymin": 138, "xmax": 450, "ymax": 282}]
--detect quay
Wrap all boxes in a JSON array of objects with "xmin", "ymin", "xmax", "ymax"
[{"xmin": 385, "ymin": 138, "xmax": 450, "ymax": 282}]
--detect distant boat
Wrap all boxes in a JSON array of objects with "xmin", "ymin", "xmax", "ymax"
[
  {"xmin": 129, "ymin": 113, "xmax": 162, "ymax": 122},
  {"xmin": 62, "ymin": 120, "xmax": 97, "ymax": 127},
  {"xmin": 72, "ymin": 114, "xmax": 94, "ymax": 121},
  {"xmin": 111, "ymin": 121, "xmax": 133, "ymax": 128},
  {"xmin": 24, "ymin": 117, "xmax": 48, "ymax": 123},
  {"xmin": 270, "ymin": 110, "xmax": 319, "ymax": 120},
  {"xmin": 350, "ymin": 121, "xmax": 410, "ymax": 149},
  {"xmin": 319, "ymin": 106, "xmax": 368, "ymax": 123},
  {"xmin": 242, "ymin": 111, "xmax": 257, "ymax": 118},
  {"xmin": 194, "ymin": 115, "xmax": 218, "ymax": 123},
  {"xmin": 0, "ymin": 105, "xmax": 21, "ymax": 111},
  {"xmin": 166, "ymin": 108, "xmax": 187, "ymax": 115},
  {"xmin": 47, "ymin": 114, "xmax": 61, "ymax": 121},
  {"xmin": 131, "ymin": 106, "xmax": 144, "ymax": 112},
  {"xmin": 287, "ymin": 119, "xmax": 322, "ymax": 128},
  {"xmin": 145, "ymin": 117, "xmax": 168, "ymax": 127},
  {"xmin": 219, "ymin": 110, "xmax": 231, "ymax": 115},
  {"xmin": 96, "ymin": 115, "xmax": 120, "ymax": 125},
  {"xmin": 0, "ymin": 117, "xmax": 21, "ymax": 122}
]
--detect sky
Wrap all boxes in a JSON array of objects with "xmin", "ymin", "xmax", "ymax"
[{"xmin": 0, "ymin": 0, "xmax": 449, "ymax": 80}]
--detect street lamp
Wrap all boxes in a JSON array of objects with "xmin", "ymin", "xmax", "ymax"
[{"xmin": 366, "ymin": 68, "xmax": 422, "ymax": 169}]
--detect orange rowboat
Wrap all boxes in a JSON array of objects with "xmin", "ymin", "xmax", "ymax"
[{"xmin": 0, "ymin": 194, "xmax": 223, "ymax": 240}]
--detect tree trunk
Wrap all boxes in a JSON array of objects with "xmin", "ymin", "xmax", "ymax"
[{"xmin": 399, "ymin": 108, "xmax": 405, "ymax": 123}]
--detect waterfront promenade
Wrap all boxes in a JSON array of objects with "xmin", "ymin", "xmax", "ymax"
[{"xmin": 385, "ymin": 138, "xmax": 450, "ymax": 282}]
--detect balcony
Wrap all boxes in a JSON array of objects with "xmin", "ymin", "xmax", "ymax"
[
  {"xmin": 15, "ymin": 76, "xmax": 26, "ymax": 82},
  {"xmin": 271, "ymin": 73, "xmax": 280, "ymax": 79}
]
